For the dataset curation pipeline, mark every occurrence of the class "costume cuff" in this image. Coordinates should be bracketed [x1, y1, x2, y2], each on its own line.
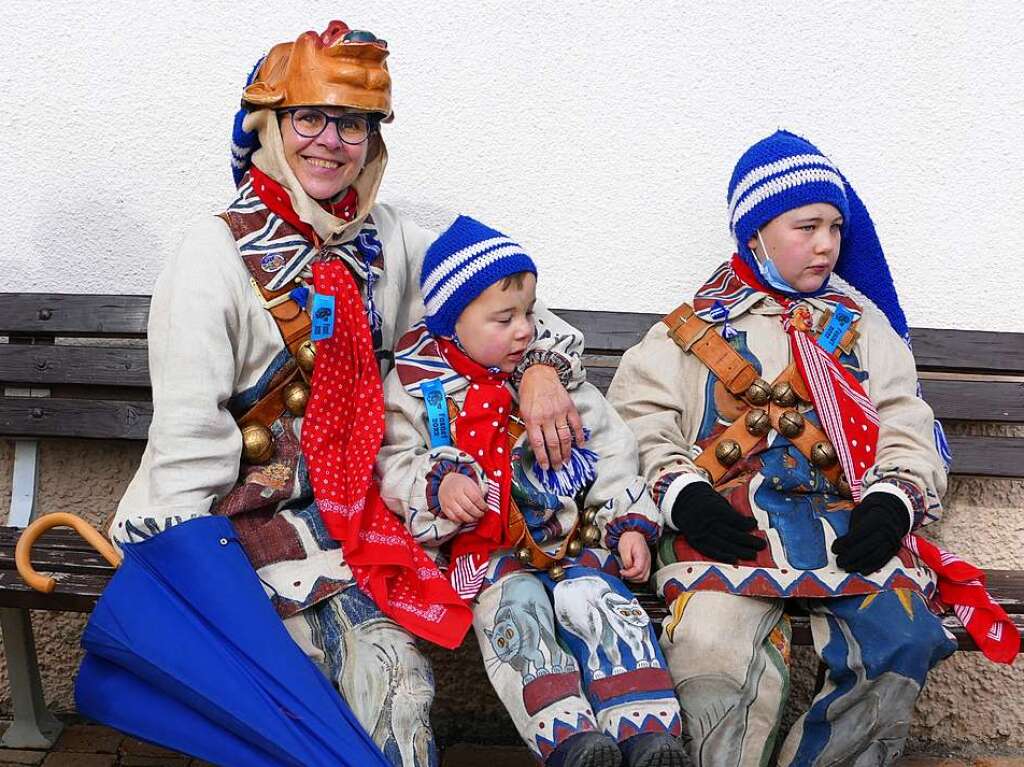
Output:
[511, 349, 575, 389]
[862, 482, 917, 532]
[654, 471, 711, 531]
[425, 456, 484, 519]
[604, 513, 661, 550]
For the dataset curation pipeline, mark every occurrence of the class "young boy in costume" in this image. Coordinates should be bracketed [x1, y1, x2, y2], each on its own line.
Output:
[608, 131, 958, 766]
[378, 216, 687, 767]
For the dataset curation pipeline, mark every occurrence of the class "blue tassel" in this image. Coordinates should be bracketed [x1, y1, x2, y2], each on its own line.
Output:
[531, 442, 599, 497]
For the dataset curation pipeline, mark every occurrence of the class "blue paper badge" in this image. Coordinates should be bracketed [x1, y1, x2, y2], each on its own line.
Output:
[310, 292, 336, 341]
[817, 304, 854, 354]
[421, 379, 452, 448]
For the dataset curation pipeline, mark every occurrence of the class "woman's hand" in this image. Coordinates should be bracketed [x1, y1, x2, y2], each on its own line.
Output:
[519, 364, 585, 470]
[617, 531, 651, 582]
[438, 473, 487, 524]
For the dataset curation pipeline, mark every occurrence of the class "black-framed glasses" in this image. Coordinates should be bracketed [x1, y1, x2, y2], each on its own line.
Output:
[281, 108, 375, 145]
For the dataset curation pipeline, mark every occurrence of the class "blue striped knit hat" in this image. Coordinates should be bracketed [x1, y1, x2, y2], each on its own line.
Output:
[727, 130, 909, 338]
[230, 55, 266, 187]
[421, 216, 537, 338]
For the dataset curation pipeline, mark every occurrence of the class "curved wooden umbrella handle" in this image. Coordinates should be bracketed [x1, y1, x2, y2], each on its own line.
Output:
[15, 512, 122, 594]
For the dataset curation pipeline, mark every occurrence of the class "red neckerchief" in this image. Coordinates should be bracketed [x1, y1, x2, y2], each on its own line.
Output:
[250, 166, 359, 245]
[299, 262, 471, 649]
[435, 339, 513, 600]
[731, 254, 1019, 663]
[731, 253, 879, 500]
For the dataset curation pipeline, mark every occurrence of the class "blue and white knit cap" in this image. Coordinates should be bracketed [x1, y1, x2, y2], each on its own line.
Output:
[727, 130, 908, 339]
[421, 216, 537, 338]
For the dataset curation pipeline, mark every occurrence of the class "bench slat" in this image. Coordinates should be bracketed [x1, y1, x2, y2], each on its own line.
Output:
[0, 345, 150, 387]
[582, 361, 1024, 422]
[0, 569, 105, 612]
[552, 309, 1024, 376]
[0, 397, 152, 440]
[0, 294, 150, 337]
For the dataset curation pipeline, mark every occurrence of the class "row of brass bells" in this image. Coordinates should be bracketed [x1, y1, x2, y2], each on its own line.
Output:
[811, 441, 838, 468]
[295, 340, 317, 373]
[548, 564, 567, 581]
[715, 438, 742, 466]
[582, 509, 598, 526]
[241, 424, 274, 464]
[515, 547, 533, 565]
[283, 381, 310, 416]
[745, 409, 771, 437]
[777, 409, 805, 438]
[745, 378, 771, 406]
[566, 537, 583, 557]
[771, 381, 798, 408]
[581, 524, 601, 546]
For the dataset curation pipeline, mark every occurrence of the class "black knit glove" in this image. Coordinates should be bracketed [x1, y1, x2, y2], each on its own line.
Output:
[831, 491, 911, 575]
[671, 482, 766, 563]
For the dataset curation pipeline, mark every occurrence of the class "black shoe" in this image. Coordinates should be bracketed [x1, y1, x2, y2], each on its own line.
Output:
[620, 732, 689, 767]
[547, 731, 622, 767]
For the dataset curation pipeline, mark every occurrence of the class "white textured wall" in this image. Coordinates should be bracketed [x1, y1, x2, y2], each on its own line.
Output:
[1, 1, 1023, 332]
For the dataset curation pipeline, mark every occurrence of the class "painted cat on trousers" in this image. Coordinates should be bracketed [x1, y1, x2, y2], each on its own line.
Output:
[554, 576, 659, 679]
[484, 575, 575, 684]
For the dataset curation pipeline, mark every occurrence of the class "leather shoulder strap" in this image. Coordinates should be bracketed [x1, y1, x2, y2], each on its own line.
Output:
[662, 303, 759, 395]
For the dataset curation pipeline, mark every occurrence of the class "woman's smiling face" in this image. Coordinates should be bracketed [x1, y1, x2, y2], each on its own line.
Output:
[279, 106, 369, 201]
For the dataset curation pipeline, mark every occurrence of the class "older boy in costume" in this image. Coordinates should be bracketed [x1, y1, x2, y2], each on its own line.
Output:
[111, 23, 586, 767]
[378, 216, 687, 767]
[608, 131, 958, 766]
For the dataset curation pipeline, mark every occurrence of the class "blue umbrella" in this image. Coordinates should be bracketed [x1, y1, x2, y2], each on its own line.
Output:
[16, 514, 389, 767]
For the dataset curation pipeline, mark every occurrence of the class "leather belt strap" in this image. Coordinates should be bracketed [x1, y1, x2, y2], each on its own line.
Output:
[663, 303, 759, 395]
[663, 302, 850, 492]
[219, 212, 314, 430]
[691, 361, 844, 489]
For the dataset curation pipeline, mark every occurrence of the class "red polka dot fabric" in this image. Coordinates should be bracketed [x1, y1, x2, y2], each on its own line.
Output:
[301, 260, 471, 648]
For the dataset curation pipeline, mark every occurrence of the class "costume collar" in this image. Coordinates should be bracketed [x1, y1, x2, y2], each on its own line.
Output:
[228, 172, 385, 293]
[693, 255, 862, 325]
[394, 322, 516, 400]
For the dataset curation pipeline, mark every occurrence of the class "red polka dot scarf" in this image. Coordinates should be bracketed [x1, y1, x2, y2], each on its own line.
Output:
[300, 259, 471, 649]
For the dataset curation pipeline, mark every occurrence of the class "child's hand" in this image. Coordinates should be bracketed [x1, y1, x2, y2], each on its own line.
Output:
[618, 531, 651, 582]
[438, 473, 488, 524]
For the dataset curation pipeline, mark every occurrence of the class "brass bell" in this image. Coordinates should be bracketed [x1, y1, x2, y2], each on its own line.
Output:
[581, 525, 601, 546]
[745, 409, 771, 437]
[715, 439, 742, 466]
[283, 381, 310, 416]
[515, 547, 533, 565]
[771, 381, 798, 407]
[548, 564, 566, 581]
[777, 409, 805, 438]
[745, 378, 772, 406]
[241, 424, 274, 464]
[566, 538, 583, 557]
[810, 441, 838, 468]
[582, 508, 598, 525]
[295, 340, 317, 373]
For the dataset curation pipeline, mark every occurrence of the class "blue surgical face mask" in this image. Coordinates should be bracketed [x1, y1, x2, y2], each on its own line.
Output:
[753, 230, 800, 293]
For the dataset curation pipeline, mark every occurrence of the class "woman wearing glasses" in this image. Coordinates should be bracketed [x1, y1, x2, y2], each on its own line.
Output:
[111, 21, 585, 767]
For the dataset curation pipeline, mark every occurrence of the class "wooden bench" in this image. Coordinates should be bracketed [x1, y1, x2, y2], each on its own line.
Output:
[2, 294, 1022, 749]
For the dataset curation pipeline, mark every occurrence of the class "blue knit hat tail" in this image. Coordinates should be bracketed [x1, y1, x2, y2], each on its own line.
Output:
[230, 55, 266, 187]
[834, 179, 909, 339]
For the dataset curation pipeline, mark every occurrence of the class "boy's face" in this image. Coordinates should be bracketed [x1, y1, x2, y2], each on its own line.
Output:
[747, 203, 843, 293]
[454, 273, 537, 373]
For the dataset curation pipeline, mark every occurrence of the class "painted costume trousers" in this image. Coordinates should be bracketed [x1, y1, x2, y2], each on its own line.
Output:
[660, 589, 956, 767]
[283, 585, 438, 767]
[473, 567, 682, 763]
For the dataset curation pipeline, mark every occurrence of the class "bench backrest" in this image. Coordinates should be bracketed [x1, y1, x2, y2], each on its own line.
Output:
[2, 294, 1022, 478]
